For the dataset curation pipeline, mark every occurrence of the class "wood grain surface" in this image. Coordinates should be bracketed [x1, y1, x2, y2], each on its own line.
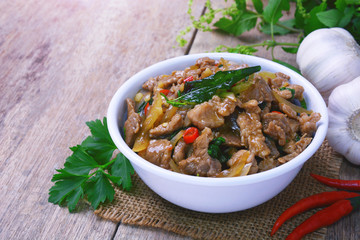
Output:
[1, 0, 359, 239]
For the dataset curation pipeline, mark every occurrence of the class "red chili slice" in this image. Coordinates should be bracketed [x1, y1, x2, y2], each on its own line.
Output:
[272, 111, 283, 114]
[183, 127, 199, 144]
[159, 89, 170, 96]
[183, 76, 194, 83]
[144, 102, 150, 115]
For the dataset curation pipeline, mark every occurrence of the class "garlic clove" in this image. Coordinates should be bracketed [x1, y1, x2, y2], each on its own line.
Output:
[297, 28, 360, 102]
[327, 76, 360, 165]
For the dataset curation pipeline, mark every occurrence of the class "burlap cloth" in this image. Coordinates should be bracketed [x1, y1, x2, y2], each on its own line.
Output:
[95, 140, 343, 239]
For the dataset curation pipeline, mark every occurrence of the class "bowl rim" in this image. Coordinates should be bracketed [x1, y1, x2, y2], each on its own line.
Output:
[107, 53, 328, 186]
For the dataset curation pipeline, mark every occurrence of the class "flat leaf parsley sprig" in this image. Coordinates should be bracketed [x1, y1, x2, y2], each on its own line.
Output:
[48, 117, 134, 212]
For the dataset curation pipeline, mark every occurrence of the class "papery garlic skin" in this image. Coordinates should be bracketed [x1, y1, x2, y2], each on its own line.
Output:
[297, 28, 360, 101]
[327, 76, 360, 165]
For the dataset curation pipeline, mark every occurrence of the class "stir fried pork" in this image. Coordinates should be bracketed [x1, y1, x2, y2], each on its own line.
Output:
[299, 112, 322, 136]
[178, 128, 221, 177]
[149, 113, 183, 138]
[139, 139, 173, 169]
[263, 112, 292, 146]
[124, 98, 142, 147]
[278, 136, 312, 163]
[172, 138, 188, 163]
[237, 100, 271, 159]
[126, 57, 321, 177]
[187, 101, 225, 129]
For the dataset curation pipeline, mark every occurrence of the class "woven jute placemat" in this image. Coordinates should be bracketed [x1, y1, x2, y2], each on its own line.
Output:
[95, 141, 342, 239]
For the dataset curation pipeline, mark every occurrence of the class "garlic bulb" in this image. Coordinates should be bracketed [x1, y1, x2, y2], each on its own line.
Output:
[297, 28, 360, 101]
[327, 76, 360, 165]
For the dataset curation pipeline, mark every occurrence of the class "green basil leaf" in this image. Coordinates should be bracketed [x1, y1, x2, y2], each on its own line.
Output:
[338, 7, 356, 27]
[235, 0, 246, 11]
[316, 9, 342, 27]
[261, 19, 295, 35]
[281, 47, 298, 54]
[303, 2, 327, 35]
[214, 12, 258, 36]
[263, 0, 290, 24]
[252, 0, 263, 13]
[335, 0, 347, 12]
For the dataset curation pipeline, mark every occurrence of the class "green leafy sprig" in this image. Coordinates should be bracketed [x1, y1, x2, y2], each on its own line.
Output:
[208, 137, 230, 163]
[48, 117, 134, 212]
[177, 0, 360, 60]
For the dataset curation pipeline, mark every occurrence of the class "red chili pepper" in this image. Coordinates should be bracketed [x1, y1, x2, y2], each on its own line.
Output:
[286, 196, 360, 240]
[183, 127, 199, 144]
[159, 89, 170, 96]
[144, 102, 150, 115]
[183, 76, 194, 83]
[311, 173, 360, 191]
[271, 191, 360, 236]
[272, 111, 283, 114]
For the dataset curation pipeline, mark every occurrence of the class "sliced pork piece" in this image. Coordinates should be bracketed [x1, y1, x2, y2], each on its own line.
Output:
[139, 139, 173, 169]
[142, 76, 159, 92]
[124, 98, 142, 147]
[275, 72, 290, 80]
[187, 101, 224, 129]
[195, 57, 216, 68]
[262, 112, 292, 146]
[158, 75, 181, 89]
[299, 112, 321, 136]
[172, 138, 188, 163]
[279, 103, 297, 119]
[210, 95, 237, 117]
[278, 136, 312, 163]
[178, 128, 221, 177]
[237, 100, 270, 159]
[238, 76, 274, 103]
[149, 113, 183, 138]
[288, 84, 304, 100]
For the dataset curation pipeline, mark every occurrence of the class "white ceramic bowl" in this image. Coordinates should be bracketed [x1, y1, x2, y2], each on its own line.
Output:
[107, 53, 328, 213]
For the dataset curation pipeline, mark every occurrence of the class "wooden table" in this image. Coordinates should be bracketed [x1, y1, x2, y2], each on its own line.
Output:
[1, 0, 359, 239]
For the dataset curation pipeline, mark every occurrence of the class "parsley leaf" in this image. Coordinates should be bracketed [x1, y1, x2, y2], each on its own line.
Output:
[65, 145, 99, 175]
[48, 174, 87, 211]
[48, 117, 134, 212]
[85, 171, 115, 210]
[110, 153, 134, 191]
[81, 117, 117, 165]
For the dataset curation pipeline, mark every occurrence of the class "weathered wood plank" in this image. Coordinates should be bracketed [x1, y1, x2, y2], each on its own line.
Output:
[115, 224, 192, 240]
[0, 0, 202, 239]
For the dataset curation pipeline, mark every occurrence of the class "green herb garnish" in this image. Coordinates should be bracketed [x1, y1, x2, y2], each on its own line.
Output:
[208, 137, 230, 163]
[177, 0, 360, 69]
[48, 117, 134, 212]
[137, 101, 147, 113]
[164, 66, 261, 107]
[300, 98, 308, 109]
